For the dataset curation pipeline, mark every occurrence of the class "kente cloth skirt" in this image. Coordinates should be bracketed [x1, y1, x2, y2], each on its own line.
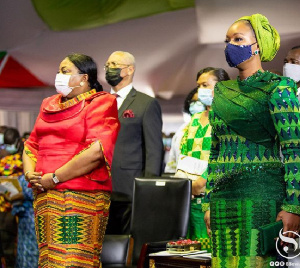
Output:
[34, 190, 110, 268]
[210, 167, 285, 268]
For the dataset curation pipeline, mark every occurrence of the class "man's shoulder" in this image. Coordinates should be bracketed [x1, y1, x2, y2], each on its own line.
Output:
[133, 89, 157, 103]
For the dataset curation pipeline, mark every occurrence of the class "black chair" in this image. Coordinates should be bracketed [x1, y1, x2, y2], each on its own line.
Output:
[101, 234, 133, 268]
[105, 192, 132, 235]
[130, 177, 191, 265]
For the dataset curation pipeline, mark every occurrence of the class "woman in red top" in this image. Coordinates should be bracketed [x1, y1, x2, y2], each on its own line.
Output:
[23, 53, 120, 268]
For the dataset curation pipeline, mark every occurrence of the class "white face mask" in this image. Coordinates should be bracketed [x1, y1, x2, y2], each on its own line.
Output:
[198, 88, 214, 106]
[55, 73, 82, 97]
[189, 101, 206, 115]
[5, 143, 17, 154]
[0, 134, 3, 145]
[283, 63, 300, 83]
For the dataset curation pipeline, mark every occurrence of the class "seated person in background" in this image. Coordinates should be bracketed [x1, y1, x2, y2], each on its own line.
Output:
[1, 133, 38, 268]
[175, 67, 230, 248]
[0, 127, 21, 268]
[164, 87, 205, 173]
[0, 126, 8, 159]
[0, 127, 22, 176]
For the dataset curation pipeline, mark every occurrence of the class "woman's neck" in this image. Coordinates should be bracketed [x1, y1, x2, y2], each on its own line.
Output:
[238, 58, 263, 80]
[62, 87, 92, 102]
[238, 66, 263, 80]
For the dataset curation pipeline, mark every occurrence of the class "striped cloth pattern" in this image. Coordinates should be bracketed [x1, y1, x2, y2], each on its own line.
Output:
[34, 190, 110, 268]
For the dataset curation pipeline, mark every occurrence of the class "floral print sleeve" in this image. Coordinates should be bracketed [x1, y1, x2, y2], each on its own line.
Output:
[268, 78, 300, 215]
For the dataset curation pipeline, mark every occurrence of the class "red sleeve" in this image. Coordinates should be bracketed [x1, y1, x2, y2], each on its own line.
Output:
[84, 94, 120, 180]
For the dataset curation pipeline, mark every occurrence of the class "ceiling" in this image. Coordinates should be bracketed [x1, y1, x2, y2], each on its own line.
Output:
[0, 0, 300, 104]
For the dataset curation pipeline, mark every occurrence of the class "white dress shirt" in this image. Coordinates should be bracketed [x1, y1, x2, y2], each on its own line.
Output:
[110, 83, 133, 110]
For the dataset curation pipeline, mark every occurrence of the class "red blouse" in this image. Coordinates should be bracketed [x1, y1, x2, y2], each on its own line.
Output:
[25, 90, 120, 192]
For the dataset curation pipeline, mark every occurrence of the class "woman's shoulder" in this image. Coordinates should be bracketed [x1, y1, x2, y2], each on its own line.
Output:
[87, 91, 115, 104]
[267, 72, 297, 95]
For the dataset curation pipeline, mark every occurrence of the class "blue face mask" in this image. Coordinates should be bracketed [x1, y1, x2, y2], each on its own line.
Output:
[198, 88, 213, 106]
[5, 144, 17, 154]
[225, 42, 257, 68]
[189, 101, 206, 115]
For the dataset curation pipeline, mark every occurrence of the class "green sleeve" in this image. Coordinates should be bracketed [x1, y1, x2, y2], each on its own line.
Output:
[268, 79, 300, 215]
[202, 113, 219, 211]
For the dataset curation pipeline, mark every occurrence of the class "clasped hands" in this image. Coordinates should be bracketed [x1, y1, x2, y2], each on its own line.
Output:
[25, 172, 56, 192]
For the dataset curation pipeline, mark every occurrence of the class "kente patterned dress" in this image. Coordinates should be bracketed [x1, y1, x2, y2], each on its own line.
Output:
[179, 112, 211, 250]
[12, 175, 39, 268]
[202, 71, 300, 267]
[24, 89, 120, 268]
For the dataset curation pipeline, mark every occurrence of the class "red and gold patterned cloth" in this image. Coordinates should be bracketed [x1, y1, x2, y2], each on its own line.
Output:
[34, 190, 110, 268]
[25, 90, 120, 192]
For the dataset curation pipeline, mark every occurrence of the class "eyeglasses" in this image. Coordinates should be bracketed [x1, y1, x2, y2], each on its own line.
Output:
[103, 62, 130, 71]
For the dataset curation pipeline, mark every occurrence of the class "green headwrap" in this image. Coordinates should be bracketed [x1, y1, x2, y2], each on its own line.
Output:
[236, 13, 280, 62]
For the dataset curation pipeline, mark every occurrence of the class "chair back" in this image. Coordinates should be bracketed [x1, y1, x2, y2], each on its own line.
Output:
[130, 177, 191, 264]
[101, 234, 132, 267]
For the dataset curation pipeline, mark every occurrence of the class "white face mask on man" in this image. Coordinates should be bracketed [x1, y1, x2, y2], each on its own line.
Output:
[283, 63, 300, 83]
[55, 73, 83, 97]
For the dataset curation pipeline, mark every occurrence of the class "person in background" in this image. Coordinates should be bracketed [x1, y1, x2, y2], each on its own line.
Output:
[105, 51, 163, 200]
[0, 126, 7, 150]
[203, 14, 300, 267]
[23, 53, 120, 268]
[175, 67, 230, 250]
[1, 134, 38, 268]
[0, 126, 10, 159]
[283, 45, 300, 95]
[164, 87, 201, 173]
[0, 127, 21, 268]
[0, 128, 22, 176]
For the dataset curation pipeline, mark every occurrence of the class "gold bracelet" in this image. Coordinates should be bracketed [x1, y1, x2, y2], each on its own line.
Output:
[24, 171, 31, 177]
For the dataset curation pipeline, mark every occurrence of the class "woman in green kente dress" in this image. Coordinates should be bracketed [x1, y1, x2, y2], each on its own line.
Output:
[202, 14, 300, 267]
[176, 67, 230, 250]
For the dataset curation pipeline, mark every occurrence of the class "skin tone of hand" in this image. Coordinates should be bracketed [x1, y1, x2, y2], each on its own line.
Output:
[192, 177, 206, 196]
[24, 141, 103, 192]
[25, 171, 44, 191]
[204, 210, 211, 237]
[276, 210, 300, 245]
[29, 173, 56, 191]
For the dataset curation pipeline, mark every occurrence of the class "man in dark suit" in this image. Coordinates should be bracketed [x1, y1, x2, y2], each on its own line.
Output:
[105, 51, 163, 200]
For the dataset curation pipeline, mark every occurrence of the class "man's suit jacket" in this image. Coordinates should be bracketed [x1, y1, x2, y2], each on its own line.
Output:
[111, 88, 163, 199]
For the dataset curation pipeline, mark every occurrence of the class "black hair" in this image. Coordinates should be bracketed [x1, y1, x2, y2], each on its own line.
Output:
[291, 46, 300, 50]
[196, 67, 230, 82]
[4, 127, 20, 145]
[183, 87, 198, 115]
[67, 53, 103, 92]
[22, 132, 31, 140]
[0, 125, 7, 134]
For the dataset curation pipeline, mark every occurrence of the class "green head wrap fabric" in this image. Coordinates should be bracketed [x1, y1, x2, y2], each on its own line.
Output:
[236, 14, 280, 62]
